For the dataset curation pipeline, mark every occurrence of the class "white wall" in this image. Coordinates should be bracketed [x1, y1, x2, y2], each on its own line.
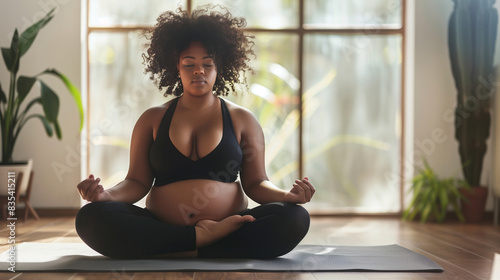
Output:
[0, 0, 82, 208]
[414, 0, 499, 210]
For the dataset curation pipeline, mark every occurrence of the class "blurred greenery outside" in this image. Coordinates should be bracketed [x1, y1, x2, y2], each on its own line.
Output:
[87, 0, 403, 213]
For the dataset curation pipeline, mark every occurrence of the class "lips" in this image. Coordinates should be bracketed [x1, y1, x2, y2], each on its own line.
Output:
[191, 78, 206, 84]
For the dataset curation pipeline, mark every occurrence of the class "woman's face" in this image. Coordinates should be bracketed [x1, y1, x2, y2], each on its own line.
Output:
[177, 41, 217, 96]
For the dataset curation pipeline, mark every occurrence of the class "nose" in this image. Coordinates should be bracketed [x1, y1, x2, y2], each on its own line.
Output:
[193, 65, 204, 75]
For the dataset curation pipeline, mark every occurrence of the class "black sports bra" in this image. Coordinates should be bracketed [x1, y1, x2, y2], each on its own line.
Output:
[150, 97, 243, 186]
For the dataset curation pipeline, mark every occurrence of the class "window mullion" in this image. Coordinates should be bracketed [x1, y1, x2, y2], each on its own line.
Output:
[298, 0, 304, 179]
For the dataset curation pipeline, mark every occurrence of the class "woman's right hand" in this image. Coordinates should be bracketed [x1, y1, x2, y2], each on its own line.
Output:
[77, 174, 112, 202]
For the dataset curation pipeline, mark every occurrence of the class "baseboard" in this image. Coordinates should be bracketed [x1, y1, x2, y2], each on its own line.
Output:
[311, 211, 496, 223]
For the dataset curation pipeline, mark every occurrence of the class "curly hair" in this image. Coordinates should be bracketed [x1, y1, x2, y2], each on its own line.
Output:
[142, 6, 255, 97]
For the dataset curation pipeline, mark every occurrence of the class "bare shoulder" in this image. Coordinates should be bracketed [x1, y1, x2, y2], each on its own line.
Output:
[224, 99, 262, 136]
[138, 99, 176, 123]
[223, 98, 260, 129]
[135, 98, 176, 137]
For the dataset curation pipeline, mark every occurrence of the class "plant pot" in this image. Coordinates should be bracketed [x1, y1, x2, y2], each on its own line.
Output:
[460, 186, 488, 223]
[0, 159, 33, 196]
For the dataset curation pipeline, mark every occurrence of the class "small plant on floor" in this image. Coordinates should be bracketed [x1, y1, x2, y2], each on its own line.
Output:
[403, 159, 471, 223]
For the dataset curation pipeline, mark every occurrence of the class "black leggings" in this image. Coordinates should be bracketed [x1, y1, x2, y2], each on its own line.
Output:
[75, 201, 310, 259]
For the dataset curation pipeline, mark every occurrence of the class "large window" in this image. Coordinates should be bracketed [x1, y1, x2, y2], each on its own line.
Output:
[86, 0, 405, 213]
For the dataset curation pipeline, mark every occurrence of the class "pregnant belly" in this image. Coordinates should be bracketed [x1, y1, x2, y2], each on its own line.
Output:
[146, 179, 248, 226]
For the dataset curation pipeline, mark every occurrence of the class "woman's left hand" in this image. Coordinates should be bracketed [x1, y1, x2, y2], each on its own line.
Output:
[284, 177, 315, 204]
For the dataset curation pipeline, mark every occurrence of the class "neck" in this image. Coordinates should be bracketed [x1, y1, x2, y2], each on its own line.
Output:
[178, 93, 218, 111]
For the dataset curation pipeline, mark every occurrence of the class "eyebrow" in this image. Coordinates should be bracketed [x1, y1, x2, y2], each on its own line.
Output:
[181, 56, 213, 60]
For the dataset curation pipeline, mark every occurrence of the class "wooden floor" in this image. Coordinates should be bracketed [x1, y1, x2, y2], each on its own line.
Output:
[0, 215, 499, 280]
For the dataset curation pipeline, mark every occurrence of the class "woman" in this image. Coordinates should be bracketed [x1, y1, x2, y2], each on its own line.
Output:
[75, 6, 315, 259]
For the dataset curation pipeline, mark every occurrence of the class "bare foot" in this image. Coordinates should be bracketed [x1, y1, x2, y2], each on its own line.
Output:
[195, 215, 255, 247]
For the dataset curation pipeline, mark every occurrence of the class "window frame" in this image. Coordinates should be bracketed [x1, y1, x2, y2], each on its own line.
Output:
[85, 0, 407, 214]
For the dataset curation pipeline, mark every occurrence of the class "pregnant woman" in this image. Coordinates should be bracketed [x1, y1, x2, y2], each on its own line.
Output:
[75, 6, 315, 259]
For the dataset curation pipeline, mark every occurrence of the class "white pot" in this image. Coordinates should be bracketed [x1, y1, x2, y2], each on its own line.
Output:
[0, 159, 33, 196]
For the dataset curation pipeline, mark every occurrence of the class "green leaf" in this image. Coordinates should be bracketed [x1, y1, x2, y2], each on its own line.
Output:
[450, 198, 465, 222]
[40, 81, 59, 123]
[406, 193, 419, 212]
[19, 8, 55, 57]
[40, 68, 84, 130]
[33, 114, 53, 137]
[408, 207, 418, 221]
[18, 97, 42, 122]
[402, 209, 410, 220]
[412, 180, 423, 196]
[421, 203, 432, 223]
[439, 186, 449, 214]
[23, 97, 42, 111]
[0, 82, 6, 103]
[54, 120, 62, 139]
[2, 30, 20, 73]
[1, 47, 13, 72]
[16, 76, 37, 104]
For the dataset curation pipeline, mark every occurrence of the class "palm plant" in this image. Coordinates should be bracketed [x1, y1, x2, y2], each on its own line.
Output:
[0, 8, 83, 163]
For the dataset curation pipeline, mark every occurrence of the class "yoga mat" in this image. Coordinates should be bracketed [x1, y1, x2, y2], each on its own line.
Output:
[1, 243, 443, 272]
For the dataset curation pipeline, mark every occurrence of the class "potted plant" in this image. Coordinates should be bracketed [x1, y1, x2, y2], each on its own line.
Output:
[448, 0, 498, 222]
[0, 8, 84, 195]
[403, 159, 470, 223]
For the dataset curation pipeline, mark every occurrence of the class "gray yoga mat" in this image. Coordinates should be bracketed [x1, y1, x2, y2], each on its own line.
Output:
[1, 243, 443, 272]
